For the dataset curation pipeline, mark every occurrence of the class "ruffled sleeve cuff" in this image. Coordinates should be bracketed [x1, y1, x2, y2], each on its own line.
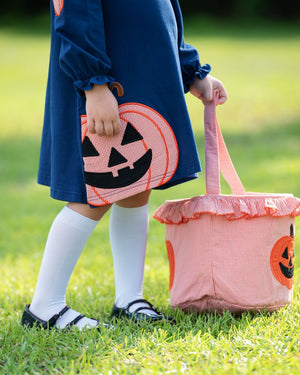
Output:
[183, 63, 212, 93]
[74, 74, 115, 95]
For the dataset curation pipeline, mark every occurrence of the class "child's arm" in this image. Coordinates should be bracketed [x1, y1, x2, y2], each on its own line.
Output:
[52, 1, 120, 136]
[189, 75, 228, 105]
[85, 84, 121, 137]
[170, 0, 227, 104]
[54, 0, 114, 94]
[170, 0, 211, 92]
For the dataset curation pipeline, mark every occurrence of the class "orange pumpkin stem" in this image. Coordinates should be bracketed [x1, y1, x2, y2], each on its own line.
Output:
[108, 82, 124, 97]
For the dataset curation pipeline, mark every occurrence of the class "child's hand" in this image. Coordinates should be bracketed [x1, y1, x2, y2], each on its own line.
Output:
[190, 75, 227, 105]
[85, 84, 121, 137]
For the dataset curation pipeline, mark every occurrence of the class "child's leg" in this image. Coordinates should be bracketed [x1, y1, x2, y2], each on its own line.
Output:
[28, 203, 111, 329]
[110, 190, 163, 316]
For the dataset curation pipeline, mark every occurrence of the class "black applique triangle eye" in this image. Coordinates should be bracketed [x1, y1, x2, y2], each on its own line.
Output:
[282, 247, 289, 259]
[121, 122, 143, 145]
[108, 147, 128, 167]
[82, 137, 100, 157]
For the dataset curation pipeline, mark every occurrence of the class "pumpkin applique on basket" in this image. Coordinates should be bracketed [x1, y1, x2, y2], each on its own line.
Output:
[153, 92, 300, 314]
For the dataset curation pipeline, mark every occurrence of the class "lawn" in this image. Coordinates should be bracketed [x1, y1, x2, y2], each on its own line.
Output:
[0, 15, 300, 374]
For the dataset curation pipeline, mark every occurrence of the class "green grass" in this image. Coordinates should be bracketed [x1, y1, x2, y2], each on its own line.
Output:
[0, 16, 300, 374]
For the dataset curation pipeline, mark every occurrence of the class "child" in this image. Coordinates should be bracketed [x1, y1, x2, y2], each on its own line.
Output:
[22, 0, 227, 330]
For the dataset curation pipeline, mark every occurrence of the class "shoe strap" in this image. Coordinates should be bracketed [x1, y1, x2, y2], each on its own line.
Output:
[134, 307, 162, 315]
[64, 315, 101, 330]
[46, 305, 70, 329]
[127, 299, 160, 315]
[63, 314, 86, 330]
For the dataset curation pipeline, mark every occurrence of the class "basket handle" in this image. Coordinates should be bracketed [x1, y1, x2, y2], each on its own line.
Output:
[204, 91, 245, 195]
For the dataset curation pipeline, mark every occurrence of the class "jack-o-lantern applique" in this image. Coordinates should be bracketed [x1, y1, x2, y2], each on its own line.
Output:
[81, 103, 179, 206]
[270, 224, 295, 289]
[52, 0, 64, 16]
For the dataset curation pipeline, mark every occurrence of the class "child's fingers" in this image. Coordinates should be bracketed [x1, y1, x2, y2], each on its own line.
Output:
[92, 117, 121, 137]
[87, 119, 96, 134]
[85, 84, 121, 137]
[94, 120, 105, 136]
[102, 116, 121, 137]
[103, 122, 114, 137]
[112, 118, 121, 136]
[216, 86, 228, 105]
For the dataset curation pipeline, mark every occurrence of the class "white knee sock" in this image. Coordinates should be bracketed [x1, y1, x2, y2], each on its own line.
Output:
[29, 205, 99, 329]
[109, 204, 149, 309]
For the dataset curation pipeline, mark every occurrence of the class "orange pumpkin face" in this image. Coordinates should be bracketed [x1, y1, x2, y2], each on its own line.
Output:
[270, 224, 295, 289]
[81, 103, 178, 206]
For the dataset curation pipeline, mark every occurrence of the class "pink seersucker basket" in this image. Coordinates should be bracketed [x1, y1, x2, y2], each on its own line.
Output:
[154, 94, 300, 314]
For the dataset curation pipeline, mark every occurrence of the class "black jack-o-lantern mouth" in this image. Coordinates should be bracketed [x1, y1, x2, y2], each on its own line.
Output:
[82, 122, 153, 189]
[279, 246, 294, 279]
[84, 149, 152, 189]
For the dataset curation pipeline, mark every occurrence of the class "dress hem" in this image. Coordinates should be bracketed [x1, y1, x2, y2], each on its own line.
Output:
[37, 165, 201, 203]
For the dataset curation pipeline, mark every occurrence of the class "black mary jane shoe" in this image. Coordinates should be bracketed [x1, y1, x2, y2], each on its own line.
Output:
[21, 304, 106, 331]
[111, 299, 175, 324]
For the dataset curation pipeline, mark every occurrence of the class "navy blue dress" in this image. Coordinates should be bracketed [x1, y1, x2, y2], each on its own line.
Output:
[38, 0, 211, 204]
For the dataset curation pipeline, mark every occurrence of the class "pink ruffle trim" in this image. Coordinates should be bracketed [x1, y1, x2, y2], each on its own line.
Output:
[153, 193, 300, 224]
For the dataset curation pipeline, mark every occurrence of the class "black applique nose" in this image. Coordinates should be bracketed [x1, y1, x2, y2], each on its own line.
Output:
[108, 147, 128, 167]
